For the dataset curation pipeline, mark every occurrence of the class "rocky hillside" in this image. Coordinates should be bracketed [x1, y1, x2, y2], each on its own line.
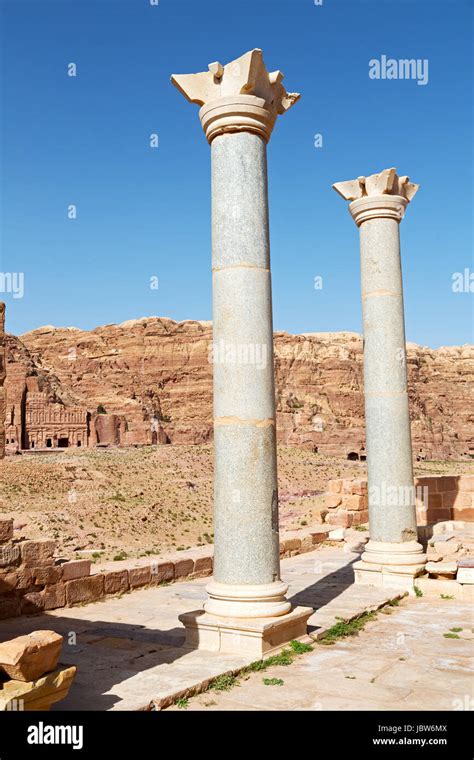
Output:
[5, 317, 474, 459]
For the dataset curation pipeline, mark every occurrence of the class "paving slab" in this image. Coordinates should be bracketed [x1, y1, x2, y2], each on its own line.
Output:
[169, 596, 473, 711]
[0, 547, 403, 710]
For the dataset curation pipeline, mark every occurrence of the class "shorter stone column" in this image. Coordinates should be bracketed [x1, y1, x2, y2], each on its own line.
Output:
[333, 168, 426, 591]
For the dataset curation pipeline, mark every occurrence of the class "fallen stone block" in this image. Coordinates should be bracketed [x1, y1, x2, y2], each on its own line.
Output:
[0, 631, 63, 682]
[0, 665, 76, 711]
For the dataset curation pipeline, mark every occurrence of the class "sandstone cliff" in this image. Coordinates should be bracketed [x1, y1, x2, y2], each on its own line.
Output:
[4, 317, 473, 459]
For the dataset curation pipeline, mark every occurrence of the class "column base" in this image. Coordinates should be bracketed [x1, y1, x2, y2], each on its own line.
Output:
[179, 606, 313, 657]
[354, 539, 426, 593]
[204, 580, 291, 618]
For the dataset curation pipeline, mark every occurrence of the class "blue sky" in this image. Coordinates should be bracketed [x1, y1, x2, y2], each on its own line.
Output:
[1, 0, 472, 347]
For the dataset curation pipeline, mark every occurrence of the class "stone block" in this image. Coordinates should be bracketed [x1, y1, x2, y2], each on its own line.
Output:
[0, 665, 76, 711]
[433, 540, 461, 556]
[282, 535, 301, 552]
[344, 494, 367, 511]
[328, 527, 346, 541]
[0, 543, 20, 568]
[193, 556, 213, 577]
[0, 519, 13, 543]
[179, 606, 313, 657]
[150, 560, 174, 584]
[128, 566, 151, 589]
[325, 494, 342, 509]
[20, 540, 56, 567]
[104, 570, 129, 595]
[42, 583, 66, 610]
[457, 566, 474, 584]
[458, 475, 474, 491]
[310, 530, 328, 544]
[425, 561, 457, 578]
[31, 566, 63, 586]
[435, 477, 458, 493]
[326, 511, 353, 528]
[61, 559, 91, 581]
[65, 574, 104, 605]
[20, 592, 45, 615]
[0, 568, 32, 592]
[174, 558, 194, 579]
[453, 508, 474, 522]
[442, 491, 472, 509]
[415, 577, 463, 598]
[350, 510, 369, 526]
[0, 630, 63, 682]
[328, 479, 343, 494]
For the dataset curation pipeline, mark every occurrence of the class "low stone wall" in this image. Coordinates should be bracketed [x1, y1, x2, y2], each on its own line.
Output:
[0, 518, 332, 621]
[324, 475, 473, 528]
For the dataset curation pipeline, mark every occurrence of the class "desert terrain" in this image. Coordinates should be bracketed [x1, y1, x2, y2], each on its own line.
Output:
[0, 445, 471, 564]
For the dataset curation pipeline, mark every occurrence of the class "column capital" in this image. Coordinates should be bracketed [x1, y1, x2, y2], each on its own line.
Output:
[171, 48, 300, 144]
[332, 168, 419, 226]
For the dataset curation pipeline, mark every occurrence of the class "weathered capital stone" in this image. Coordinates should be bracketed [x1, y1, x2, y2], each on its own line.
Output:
[333, 168, 419, 226]
[171, 48, 300, 143]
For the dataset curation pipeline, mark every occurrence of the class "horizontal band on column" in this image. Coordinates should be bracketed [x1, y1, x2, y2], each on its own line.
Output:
[362, 289, 402, 300]
[212, 264, 270, 273]
[366, 390, 408, 397]
[214, 416, 275, 427]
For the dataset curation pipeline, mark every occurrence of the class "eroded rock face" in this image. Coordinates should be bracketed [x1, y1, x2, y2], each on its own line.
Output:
[2, 317, 473, 459]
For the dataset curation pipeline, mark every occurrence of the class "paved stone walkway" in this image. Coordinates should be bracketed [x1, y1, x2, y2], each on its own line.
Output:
[167, 595, 474, 711]
[0, 546, 414, 710]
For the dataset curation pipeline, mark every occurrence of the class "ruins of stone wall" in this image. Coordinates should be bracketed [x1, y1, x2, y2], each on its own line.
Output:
[0, 520, 331, 620]
[0, 304, 5, 459]
[324, 475, 474, 528]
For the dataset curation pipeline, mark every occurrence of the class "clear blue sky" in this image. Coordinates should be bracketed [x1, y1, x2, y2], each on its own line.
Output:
[1, 0, 472, 347]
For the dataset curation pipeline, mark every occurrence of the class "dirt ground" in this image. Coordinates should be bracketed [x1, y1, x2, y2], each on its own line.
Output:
[0, 445, 471, 563]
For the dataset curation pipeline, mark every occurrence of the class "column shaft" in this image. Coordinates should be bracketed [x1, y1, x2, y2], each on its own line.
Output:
[211, 132, 280, 587]
[360, 217, 417, 543]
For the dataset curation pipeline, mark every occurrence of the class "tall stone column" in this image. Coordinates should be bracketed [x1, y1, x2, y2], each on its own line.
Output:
[172, 50, 312, 654]
[333, 168, 426, 591]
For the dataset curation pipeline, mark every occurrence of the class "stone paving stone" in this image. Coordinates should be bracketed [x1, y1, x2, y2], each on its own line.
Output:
[0, 547, 443, 711]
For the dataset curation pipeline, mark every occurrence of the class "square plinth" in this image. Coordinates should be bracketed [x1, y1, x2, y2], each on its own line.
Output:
[179, 606, 313, 657]
[354, 560, 426, 593]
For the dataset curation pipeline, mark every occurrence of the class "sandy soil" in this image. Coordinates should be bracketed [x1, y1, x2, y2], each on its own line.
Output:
[0, 445, 471, 563]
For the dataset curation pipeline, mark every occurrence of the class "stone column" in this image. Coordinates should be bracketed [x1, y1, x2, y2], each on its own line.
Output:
[0, 303, 6, 459]
[333, 168, 426, 591]
[172, 50, 312, 654]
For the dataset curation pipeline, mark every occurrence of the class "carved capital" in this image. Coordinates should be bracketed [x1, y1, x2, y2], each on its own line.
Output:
[171, 49, 300, 143]
[332, 168, 419, 226]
